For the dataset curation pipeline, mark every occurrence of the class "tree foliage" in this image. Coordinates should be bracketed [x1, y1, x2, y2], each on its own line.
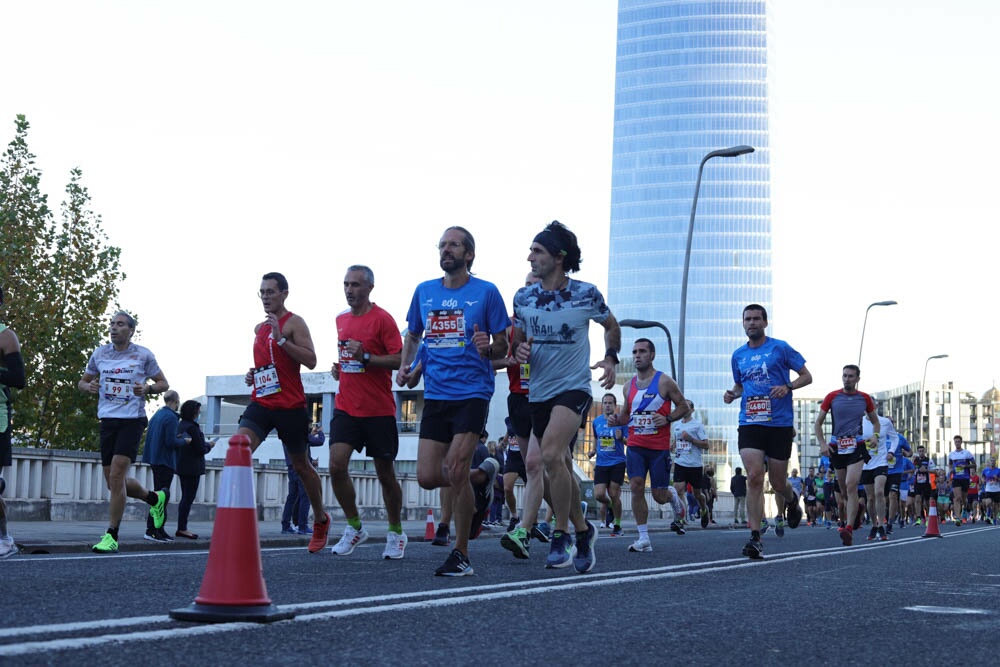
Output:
[0, 115, 123, 449]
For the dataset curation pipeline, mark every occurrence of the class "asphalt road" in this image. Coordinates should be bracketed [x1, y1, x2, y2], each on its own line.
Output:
[1, 522, 997, 666]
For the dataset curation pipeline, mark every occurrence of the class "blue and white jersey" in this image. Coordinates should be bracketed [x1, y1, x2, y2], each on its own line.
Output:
[730, 337, 805, 427]
[948, 448, 975, 480]
[897, 457, 915, 489]
[592, 414, 626, 467]
[404, 276, 509, 401]
[513, 278, 611, 403]
[888, 434, 912, 474]
[85, 343, 161, 419]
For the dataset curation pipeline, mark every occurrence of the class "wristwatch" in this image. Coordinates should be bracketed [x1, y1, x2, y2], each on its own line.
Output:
[361, 352, 371, 366]
[785, 382, 793, 391]
[276, 337, 287, 347]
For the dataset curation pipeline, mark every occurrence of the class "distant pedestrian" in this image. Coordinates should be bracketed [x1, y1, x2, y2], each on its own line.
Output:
[0, 286, 26, 559]
[142, 390, 187, 543]
[281, 445, 309, 535]
[174, 400, 215, 539]
[730, 467, 747, 526]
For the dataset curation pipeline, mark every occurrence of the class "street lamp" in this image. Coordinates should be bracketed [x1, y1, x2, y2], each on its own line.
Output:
[619, 319, 676, 381]
[858, 300, 898, 366]
[678, 145, 755, 394]
[918, 354, 949, 448]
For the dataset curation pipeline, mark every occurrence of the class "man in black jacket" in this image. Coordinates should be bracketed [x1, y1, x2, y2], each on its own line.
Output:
[730, 467, 748, 526]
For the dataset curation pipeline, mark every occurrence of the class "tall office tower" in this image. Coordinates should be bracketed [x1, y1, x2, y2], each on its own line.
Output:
[608, 0, 771, 469]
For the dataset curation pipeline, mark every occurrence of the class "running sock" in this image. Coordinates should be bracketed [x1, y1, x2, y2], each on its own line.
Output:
[637, 524, 649, 541]
[347, 516, 362, 530]
[108, 526, 119, 541]
[145, 491, 159, 505]
[388, 522, 402, 534]
[751, 530, 761, 541]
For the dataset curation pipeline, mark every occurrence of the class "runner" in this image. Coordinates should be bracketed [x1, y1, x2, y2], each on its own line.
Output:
[511, 220, 620, 573]
[78, 311, 171, 553]
[967, 471, 980, 523]
[814, 364, 880, 546]
[588, 393, 627, 537]
[239, 272, 330, 553]
[884, 427, 912, 532]
[328, 265, 407, 559]
[609, 337, 689, 553]
[803, 467, 819, 526]
[980, 457, 998, 525]
[724, 304, 809, 559]
[912, 445, 935, 525]
[947, 435, 976, 525]
[396, 227, 506, 576]
[860, 414, 896, 541]
[672, 400, 709, 529]
[0, 287, 26, 559]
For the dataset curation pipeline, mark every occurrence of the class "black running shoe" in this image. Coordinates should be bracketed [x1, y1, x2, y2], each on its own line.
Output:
[530, 523, 552, 543]
[741, 539, 764, 560]
[785, 492, 803, 529]
[867, 527, 878, 541]
[670, 521, 686, 535]
[431, 523, 450, 547]
[700, 508, 710, 529]
[434, 548, 474, 577]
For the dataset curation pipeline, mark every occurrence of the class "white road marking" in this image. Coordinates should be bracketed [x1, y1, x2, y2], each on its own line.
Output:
[903, 605, 991, 615]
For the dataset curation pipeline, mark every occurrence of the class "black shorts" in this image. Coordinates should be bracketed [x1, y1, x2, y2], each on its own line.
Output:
[419, 398, 489, 444]
[239, 402, 309, 454]
[673, 463, 703, 487]
[830, 448, 865, 470]
[594, 462, 626, 486]
[330, 410, 399, 460]
[860, 466, 888, 486]
[952, 478, 970, 491]
[529, 390, 592, 442]
[914, 483, 933, 500]
[503, 448, 527, 482]
[984, 491, 1000, 503]
[737, 425, 794, 461]
[0, 423, 11, 467]
[824, 496, 837, 511]
[886, 473, 902, 495]
[99, 417, 148, 466]
[506, 392, 531, 439]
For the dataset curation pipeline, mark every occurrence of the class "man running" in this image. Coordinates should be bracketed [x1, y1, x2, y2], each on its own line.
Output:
[239, 272, 330, 553]
[912, 445, 935, 525]
[397, 227, 506, 576]
[885, 428, 912, 532]
[328, 265, 406, 559]
[860, 413, 896, 541]
[512, 220, 620, 573]
[672, 399, 710, 529]
[0, 287, 26, 559]
[948, 435, 976, 526]
[980, 457, 998, 524]
[724, 304, 809, 559]
[78, 311, 171, 553]
[814, 364, 880, 546]
[588, 393, 627, 537]
[609, 338, 688, 553]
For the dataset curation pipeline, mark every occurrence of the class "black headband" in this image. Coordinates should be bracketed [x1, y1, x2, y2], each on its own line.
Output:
[533, 230, 565, 258]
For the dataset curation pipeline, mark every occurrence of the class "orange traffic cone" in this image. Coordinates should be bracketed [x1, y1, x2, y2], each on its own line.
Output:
[170, 435, 294, 623]
[424, 508, 436, 541]
[922, 496, 943, 538]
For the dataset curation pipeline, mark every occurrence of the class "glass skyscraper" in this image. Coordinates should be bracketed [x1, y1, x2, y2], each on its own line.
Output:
[608, 0, 771, 468]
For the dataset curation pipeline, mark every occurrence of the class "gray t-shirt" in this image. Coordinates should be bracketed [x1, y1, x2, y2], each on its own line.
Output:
[673, 417, 707, 468]
[513, 278, 610, 403]
[85, 343, 161, 419]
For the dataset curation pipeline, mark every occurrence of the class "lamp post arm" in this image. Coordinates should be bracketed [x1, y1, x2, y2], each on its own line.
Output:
[678, 158, 707, 395]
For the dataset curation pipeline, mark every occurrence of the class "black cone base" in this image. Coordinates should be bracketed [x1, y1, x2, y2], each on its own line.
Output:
[169, 602, 294, 624]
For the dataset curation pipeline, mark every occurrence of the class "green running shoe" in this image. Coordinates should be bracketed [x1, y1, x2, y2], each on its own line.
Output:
[500, 526, 530, 559]
[92, 533, 118, 553]
[149, 490, 168, 529]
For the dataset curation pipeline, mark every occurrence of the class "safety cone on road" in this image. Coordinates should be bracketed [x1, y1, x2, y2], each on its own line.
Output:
[424, 508, 436, 541]
[922, 496, 943, 538]
[170, 435, 294, 623]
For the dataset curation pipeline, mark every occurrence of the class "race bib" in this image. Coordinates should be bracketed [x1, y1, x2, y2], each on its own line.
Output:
[955, 464, 965, 475]
[425, 309, 465, 348]
[102, 377, 133, 404]
[599, 437, 615, 452]
[745, 395, 772, 422]
[633, 411, 658, 436]
[338, 341, 365, 374]
[254, 364, 281, 397]
[837, 436, 857, 455]
[676, 439, 691, 452]
[519, 362, 530, 391]
[916, 472, 928, 484]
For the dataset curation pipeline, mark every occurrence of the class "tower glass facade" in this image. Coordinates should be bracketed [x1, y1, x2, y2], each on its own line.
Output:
[608, 0, 771, 469]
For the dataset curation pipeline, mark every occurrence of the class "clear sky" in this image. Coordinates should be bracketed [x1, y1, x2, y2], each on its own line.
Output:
[3, 0, 997, 407]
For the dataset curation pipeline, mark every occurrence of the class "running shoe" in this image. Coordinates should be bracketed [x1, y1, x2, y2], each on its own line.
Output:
[0, 536, 17, 559]
[610, 525, 624, 537]
[507, 517, 519, 532]
[149, 490, 168, 530]
[545, 530, 576, 569]
[670, 521, 686, 535]
[915, 518, 923, 526]
[435, 548, 473, 577]
[852, 510, 864, 531]
[296, 525, 314, 535]
[885, 523, 893, 536]
[281, 526, 297, 535]
[700, 508, 710, 529]
[308, 513, 332, 553]
[878, 526, 888, 542]
[785, 492, 803, 529]
[825, 519, 831, 529]
[383, 531, 408, 560]
[838, 525, 853, 546]
[775, 518, 785, 538]
[669, 489, 686, 520]
[741, 538, 763, 560]
[470, 458, 500, 539]
[144, 530, 167, 543]
[431, 522, 451, 546]
[92, 532, 118, 554]
[759, 519, 770, 535]
[501, 526, 530, 559]
[628, 537, 652, 553]
[531, 522, 552, 543]
[867, 526, 878, 541]
[573, 521, 598, 573]
[331, 524, 369, 555]
[954, 518, 962, 526]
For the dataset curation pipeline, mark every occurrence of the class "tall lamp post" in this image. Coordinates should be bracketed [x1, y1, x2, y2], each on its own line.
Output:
[678, 145, 755, 394]
[619, 319, 676, 381]
[858, 300, 897, 366]
[918, 354, 949, 449]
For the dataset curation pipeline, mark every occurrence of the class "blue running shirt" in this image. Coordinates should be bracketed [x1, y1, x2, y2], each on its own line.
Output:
[592, 414, 626, 467]
[730, 337, 805, 428]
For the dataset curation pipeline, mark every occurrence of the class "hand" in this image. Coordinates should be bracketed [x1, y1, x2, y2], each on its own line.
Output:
[265, 312, 282, 341]
[590, 357, 617, 389]
[132, 382, 146, 397]
[723, 389, 738, 404]
[343, 339, 363, 358]
[330, 363, 340, 381]
[768, 384, 790, 399]
[244, 368, 254, 386]
[515, 337, 533, 364]
[471, 324, 490, 357]
[86, 379, 100, 394]
[606, 412, 619, 426]
[650, 413, 668, 428]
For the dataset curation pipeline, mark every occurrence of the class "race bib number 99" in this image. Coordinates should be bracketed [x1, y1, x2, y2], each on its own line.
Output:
[425, 309, 465, 349]
[102, 377, 133, 404]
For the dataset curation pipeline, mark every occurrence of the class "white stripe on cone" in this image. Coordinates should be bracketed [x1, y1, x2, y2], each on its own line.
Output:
[217, 466, 256, 509]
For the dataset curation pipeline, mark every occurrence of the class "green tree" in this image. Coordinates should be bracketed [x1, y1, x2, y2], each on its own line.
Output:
[0, 115, 123, 449]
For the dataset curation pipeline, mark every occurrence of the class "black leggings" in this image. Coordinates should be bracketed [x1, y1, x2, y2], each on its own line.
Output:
[176, 474, 201, 531]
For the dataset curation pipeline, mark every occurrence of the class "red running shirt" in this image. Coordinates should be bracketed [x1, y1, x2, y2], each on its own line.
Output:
[335, 304, 402, 417]
[252, 312, 305, 410]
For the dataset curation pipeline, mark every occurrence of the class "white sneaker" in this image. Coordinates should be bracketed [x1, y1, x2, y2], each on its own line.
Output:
[628, 537, 652, 553]
[330, 525, 369, 555]
[383, 531, 408, 560]
[669, 488, 685, 520]
[0, 536, 16, 559]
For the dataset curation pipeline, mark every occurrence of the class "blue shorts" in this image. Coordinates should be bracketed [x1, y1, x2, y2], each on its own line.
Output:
[626, 446, 671, 489]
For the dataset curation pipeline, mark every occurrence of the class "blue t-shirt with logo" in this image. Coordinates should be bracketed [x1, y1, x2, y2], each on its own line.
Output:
[405, 276, 509, 401]
[730, 337, 806, 428]
[592, 414, 626, 467]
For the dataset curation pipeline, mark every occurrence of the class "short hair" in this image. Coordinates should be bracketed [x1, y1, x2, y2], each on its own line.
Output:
[346, 265, 375, 286]
[633, 337, 656, 356]
[602, 392, 617, 403]
[954, 435, 963, 442]
[735, 467, 743, 474]
[112, 310, 137, 330]
[179, 399, 201, 421]
[445, 226, 476, 271]
[262, 272, 288, 291]
[163, 390, 179, 405]
[743, 304, 768, 321]
[843, 364, 861, 376]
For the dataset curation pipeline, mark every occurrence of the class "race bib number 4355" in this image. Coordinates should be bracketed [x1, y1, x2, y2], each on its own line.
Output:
[425, 309, 465, 349]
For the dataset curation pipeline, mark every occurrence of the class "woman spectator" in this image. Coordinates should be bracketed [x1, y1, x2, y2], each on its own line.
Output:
[174, 400, 216, 539]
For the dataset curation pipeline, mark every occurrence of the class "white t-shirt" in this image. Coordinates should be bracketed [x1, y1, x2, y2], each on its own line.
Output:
[861, 416, 897, 469]
[673, 417, 707, 468]
[84, 343, 161, 419]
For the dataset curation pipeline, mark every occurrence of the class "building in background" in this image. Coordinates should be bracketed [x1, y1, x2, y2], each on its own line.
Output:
[608, 0, 771, 477]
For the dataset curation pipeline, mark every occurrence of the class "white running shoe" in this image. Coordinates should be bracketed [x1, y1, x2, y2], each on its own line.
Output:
[330, 525, 369, 555]
[0, 536, 17, 559]
[383, 531, 408, 560]
[628, 537, 653, 553]
[669, 488, 685, 520]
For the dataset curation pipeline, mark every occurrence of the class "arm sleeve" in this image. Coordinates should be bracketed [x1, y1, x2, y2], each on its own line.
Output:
[0, 351, 26, 389]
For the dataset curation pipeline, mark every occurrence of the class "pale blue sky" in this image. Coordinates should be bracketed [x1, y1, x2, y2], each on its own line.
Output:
[3, 1, 997, 404]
